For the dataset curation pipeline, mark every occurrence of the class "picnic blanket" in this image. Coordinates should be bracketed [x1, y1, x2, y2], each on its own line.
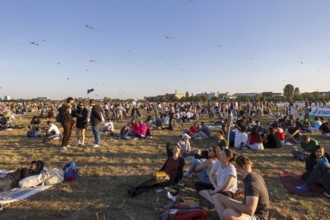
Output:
[0, 170, 54, 205]
[279, 171, 324, 197]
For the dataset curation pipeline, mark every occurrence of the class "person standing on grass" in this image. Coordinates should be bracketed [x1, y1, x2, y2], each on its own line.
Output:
[89, 99, 103, 148]
[213, 155, 269, 220]
[74, 102, 88, 146]
[59, 97, 74, 150]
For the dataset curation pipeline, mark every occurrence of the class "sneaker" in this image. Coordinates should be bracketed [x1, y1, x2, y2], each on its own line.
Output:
[59, 146, 68, 151]
[0, 204, 3, 211]
[93, 144, 100, 148]
[76, 140, 81, 146]
[324, 191, 330, 198]
[296, 185, 309, 191]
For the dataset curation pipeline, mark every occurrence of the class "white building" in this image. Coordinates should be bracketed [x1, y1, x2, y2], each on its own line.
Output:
[4, 96, 10, 100]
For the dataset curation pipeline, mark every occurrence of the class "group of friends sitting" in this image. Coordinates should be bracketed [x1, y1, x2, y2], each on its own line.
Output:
[124, 111, 330, 219]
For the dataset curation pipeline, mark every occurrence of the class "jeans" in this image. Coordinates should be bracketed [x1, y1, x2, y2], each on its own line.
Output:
[188, 159, 211, 184]
[61, 121, 72, 147]
[92, 125, 100, 145]
[305, 160, 330, 193]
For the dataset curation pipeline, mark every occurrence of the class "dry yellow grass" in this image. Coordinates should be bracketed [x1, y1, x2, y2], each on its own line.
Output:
[0, 112, 329, 219]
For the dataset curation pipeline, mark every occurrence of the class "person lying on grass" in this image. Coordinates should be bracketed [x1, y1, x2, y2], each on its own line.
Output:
[127, 143, 184, 197]
[0, 160, 44, 191]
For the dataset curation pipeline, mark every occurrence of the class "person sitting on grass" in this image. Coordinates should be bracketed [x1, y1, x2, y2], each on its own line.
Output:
[307, 116, 322, 132]
[196, 149, 238, 204]
[286, 122, 302, 144]
[127, 143, 184, 197]
[187, 122, 199, 137]
[247, 127, 264, 150]
[233, 121, 248, 149]
[300, 145, 330, 181]
[296, 146, 330, 198]
[102, 118, 114, 136]
[217, 130, 228, 149]
[292, 134, 319, 161]
[27, 116, 41, 138]
[0, 160, 44, 191]
[212, 155, 269, 220]
[192, 122, 211, 139]
[319, 118, 330, 137]
[184, 146, 221, 183]
[135, 120, 152, 139]
[177, 134, 195, 157]
[264, 126, 282, 148]
[42, 120, 61, 143]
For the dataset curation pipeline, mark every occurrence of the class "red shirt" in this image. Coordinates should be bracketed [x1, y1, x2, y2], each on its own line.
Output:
[163, 157, 179, 180]
[249, 134, 262, 144]
[189, 126, 198, 135]
[276, 131, 285, 141]
[132, 122, 139, 134]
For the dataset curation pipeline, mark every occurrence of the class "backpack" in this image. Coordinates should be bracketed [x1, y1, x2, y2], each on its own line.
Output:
[56, 107, 63, 123]
[63, 162, 79, 181]
[160, 203, 207, 220]
[56, 113, 62, 123]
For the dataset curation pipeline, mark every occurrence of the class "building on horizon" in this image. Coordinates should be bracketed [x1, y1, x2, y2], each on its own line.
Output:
[3, 96, 10, 100]
[144, 91, 185, 101]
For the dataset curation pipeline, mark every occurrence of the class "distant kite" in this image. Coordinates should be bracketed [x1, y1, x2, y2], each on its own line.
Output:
[90, 59, 97, 63]
[67, 77, 70, 80]
[85, 25, 94, 29]
[87, 88, 94, 94]
[165, 36, 174, 39]
[30, 42, 39, 46]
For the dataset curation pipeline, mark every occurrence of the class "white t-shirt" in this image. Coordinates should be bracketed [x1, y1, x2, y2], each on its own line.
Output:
[47, 124, 60, 135]
[234, 129, 248, 148]
[213, 161, 237, 193]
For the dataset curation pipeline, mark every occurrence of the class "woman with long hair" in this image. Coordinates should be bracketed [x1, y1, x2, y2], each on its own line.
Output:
[186, 146, 221, 185]
[196, 148, 238, 204]
[248, 127, 264, 150]
[74, 102, 88, 146]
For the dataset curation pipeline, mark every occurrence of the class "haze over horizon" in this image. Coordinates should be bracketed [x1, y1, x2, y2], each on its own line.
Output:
[1, 0, 330, 100]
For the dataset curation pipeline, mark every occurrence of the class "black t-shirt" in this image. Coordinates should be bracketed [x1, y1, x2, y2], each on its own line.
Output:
[265, 133, 282, 148]
[243, 172, 269, 220]
[319, 122, 330, 134]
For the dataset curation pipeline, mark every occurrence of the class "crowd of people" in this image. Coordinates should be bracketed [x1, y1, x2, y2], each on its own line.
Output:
[1, 99, 330, 218]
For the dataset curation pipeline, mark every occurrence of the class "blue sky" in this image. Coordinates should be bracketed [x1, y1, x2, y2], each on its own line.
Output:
[0, 0, 329, 100]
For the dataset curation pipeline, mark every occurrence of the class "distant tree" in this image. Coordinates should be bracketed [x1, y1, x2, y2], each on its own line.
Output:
[210, 96, 219, 102]
[254, 94, 262, 102]
[283, 84, 295, 101]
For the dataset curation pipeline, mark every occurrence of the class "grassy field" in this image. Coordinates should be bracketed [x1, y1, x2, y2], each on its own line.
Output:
[0, 112, 329, 220]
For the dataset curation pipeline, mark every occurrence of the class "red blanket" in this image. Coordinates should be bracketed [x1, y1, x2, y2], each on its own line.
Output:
[279, 171, 324, 197]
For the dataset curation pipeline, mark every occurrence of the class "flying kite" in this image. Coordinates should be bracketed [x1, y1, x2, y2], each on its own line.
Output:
[90, 59, 97, 63]
[85, 25, 94, 29]
[30, 42, 39, 46]
[87, 88, 94, 94]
